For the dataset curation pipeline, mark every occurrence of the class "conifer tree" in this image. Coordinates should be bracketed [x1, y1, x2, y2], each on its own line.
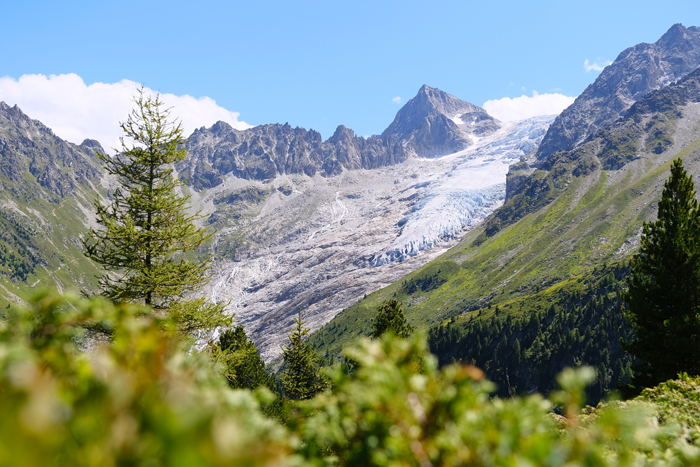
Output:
[83, 90, 231, 335]
[371, 299, 414, 339]
[623, 158, 700, 390]
[281, 308, 328, 400]
[217, 325, 275, 391]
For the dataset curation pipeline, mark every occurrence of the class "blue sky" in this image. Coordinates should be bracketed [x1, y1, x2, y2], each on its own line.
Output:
[1, 0, 699, 149]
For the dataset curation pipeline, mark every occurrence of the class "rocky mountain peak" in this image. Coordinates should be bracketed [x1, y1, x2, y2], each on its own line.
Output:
[179, 85, 506, 188]
[0, 102, 53, 137]
[413, 84, 477, 116]
[657, 23, 699, 49]
[381, 85, 500, 158]
[328, 124, 355, 144]
[534, 23, 700, 164]
[80, 139, 105, 153]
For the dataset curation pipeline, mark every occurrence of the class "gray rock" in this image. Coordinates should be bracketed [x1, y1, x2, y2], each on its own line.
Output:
[382, 85, 500, 157]
[535, 23, 700, 164]
[177, 85, 500, 190]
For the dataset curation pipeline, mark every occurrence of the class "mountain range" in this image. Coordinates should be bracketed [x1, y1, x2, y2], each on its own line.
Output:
[179, 87, 544, 360]
[0, 81, 544, 360]
[2, 23, 700, 375]
[177, 84, 500, 189]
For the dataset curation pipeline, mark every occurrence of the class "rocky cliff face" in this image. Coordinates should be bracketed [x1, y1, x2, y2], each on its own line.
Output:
[178, 85, 499, 190]
[0, 102, 103, 201]
[382, 85, 500, 158]
[481, 64, 700, 246]
[534, 23, 700, 164]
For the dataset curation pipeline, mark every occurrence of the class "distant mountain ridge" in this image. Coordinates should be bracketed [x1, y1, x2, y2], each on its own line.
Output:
[534, 23, 700, 164]
[0, 102, 103, 200]
[177, 85, 499, 190]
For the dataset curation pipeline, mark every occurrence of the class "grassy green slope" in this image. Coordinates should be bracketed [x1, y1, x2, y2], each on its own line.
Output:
[0, 185, 104, 309]
[0, 105, 106, 310]
[310, 78, 700, 364]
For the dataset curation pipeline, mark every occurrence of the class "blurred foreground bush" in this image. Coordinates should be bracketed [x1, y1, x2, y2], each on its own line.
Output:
[292, 335, 700, 466]
[1, 292, 700, 466]
[0, 291, 292, 466]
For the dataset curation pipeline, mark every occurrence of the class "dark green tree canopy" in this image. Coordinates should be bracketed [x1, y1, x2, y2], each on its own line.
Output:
[624, 158, 700, 389]
[216, 325, 275, 392]
[281, 309, 329, 400]
[83, 90, 230, 335]
[371, 299, 414, 339]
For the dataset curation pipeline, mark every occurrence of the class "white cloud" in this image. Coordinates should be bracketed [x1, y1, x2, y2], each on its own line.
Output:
[392, 96, 402, 104]
[584, 59, 612, 72]
[483, 91, 576, 122]
[0, 73, 250, 153]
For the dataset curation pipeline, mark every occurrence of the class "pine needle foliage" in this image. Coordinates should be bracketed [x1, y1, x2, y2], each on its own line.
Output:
[216, 325, 275, 391]
[281, 308, 328, 400]
[371, 298, 414, 339]
[83, 89, 231, 335]
[623, 158, 700, 390]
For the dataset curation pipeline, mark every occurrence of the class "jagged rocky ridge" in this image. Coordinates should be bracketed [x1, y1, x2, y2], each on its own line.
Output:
[0, 102, 103, 200]
[534, 23, 700, 165]
[177, 85, 500, 190]
[486, 61, 700, 241]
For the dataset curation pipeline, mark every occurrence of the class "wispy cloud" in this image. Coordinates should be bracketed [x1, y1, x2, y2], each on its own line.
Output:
[483, 91, 576, 122]
[584, 59, 612, 73]
[0, 73, 251, 153]
[392, 96, 402, 104]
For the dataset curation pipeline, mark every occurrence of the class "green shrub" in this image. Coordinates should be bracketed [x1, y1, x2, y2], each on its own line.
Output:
[0, 290, 292, 466]
[2, 291, 700, 465]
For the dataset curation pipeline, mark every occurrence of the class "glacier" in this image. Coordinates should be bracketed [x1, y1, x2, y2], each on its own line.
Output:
[194, 114, 555, 361]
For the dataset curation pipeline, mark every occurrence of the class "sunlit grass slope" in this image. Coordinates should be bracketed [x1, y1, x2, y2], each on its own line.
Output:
[310, 95, 700, 362]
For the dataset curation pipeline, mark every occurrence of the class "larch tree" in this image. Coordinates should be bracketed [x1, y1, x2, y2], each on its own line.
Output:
[623, 158, 700, 390]
[83, 89, 231, 336]
[281, 308, 329, 400]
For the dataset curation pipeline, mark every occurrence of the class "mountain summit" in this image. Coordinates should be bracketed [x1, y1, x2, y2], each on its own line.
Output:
[535, 23, 700, 163]
[382, 85, 500, 158]
[178, 85, 499, 189]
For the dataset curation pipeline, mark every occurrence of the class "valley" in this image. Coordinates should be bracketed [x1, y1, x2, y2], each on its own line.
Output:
[1, 24, 700, 394]
[194, 116, 552, 360]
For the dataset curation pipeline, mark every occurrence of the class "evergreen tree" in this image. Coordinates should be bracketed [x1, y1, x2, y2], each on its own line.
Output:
[371, 299, 414, 339]
[623, 158, 700, 390]
[216, 325, 275, 391]
[281, 309, 328, 400]
[83, 90, 231, 335]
